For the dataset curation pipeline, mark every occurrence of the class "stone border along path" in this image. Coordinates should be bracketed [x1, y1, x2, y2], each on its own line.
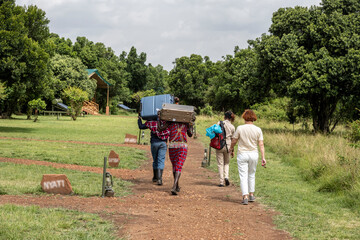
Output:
[0, 136, 291, 240]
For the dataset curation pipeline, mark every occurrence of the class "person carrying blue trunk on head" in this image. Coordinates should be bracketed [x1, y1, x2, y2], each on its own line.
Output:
[138, 114, 170, 185]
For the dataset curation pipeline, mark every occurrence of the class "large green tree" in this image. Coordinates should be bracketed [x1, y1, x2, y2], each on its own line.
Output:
[0, 1, 51, 117]
[206, 47, 259, 113]
[120, 46, 148, 93]
[145, 64, 169, 94]
[168, 54, 212, 108]
[50, 54, 96, 99]
[251, 0, 360, 133]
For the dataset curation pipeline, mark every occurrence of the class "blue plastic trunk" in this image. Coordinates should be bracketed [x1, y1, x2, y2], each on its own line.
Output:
[140, 94, 174, 120]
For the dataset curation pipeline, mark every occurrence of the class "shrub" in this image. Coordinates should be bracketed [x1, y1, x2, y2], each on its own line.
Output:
[63, 87, 89, 121]
[199, 103, 214, 116]
[28, 98, 46, 122]
[251, 97, 289, 122]
[347, 119, 360, 146]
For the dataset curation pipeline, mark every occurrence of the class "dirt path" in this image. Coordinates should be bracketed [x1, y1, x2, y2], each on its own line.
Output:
[0, 137, 291, 240]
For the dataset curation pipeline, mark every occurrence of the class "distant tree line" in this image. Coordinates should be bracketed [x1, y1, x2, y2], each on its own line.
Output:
[1, 0, 360, 132]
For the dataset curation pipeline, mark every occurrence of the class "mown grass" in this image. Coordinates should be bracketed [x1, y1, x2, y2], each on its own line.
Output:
[0, 114, 146, 239]
[0, 162, 132, 197]
[0, 114, 149, 169]
[0, 204, 121, 240]
[0, 139, 147, 169]
[0, 114, 149, 143]
[195, 115, 360, 239]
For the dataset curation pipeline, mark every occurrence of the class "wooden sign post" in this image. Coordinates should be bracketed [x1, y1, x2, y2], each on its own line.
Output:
[108, 150, 120, 168]
[41, 174, 72, 195]
[124, 133, 137, 144]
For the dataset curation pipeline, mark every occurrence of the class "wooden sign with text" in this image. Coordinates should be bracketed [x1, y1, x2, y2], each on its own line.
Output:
[41, 174, 72, 195]
[108, 150, 120, 167]
[124, 133, 137, 144]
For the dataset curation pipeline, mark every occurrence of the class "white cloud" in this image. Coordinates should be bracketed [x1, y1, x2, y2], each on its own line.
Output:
[16, 0, 321, 70]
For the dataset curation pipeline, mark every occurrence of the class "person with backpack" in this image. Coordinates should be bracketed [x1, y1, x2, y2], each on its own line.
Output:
[215, 111, 235, 187]
[229, 109, 266, 205]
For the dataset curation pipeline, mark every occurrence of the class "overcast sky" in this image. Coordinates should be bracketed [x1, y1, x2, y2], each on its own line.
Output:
[16, 0, 320, 71]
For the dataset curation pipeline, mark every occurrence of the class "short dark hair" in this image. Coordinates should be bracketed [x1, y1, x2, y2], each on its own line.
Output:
[224, 111, 235, 121]
[242, 109, 257, 122]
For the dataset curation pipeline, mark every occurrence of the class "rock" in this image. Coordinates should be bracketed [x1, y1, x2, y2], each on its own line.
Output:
[124, 133, 137, 144]
[108, 150, 120, 167]
[41, 174, 72, 195]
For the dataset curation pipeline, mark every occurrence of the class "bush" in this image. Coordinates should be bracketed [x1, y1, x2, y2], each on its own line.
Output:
[28, 98, 46, 122]
[347, 119, 360, 145]
[63, 87, 88, 121]
[199, 103, 214, 116]
[251, 97, 289, 122]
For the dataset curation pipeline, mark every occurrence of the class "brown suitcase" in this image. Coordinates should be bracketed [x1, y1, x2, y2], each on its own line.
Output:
[159, 103, 195, 123]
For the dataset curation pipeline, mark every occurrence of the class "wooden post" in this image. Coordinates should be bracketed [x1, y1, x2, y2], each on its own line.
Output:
[106, 85, 110, 115]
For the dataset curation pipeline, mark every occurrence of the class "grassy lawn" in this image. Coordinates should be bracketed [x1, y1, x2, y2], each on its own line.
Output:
[0, 139, 147, 169]
[0, 114, 149, 143]
[196, 115, 360, 239]
[0, 114, 149, 168]
[0, 204, 121, 240]
[0, 114, 148, 239]
[0, 162, 132, 197]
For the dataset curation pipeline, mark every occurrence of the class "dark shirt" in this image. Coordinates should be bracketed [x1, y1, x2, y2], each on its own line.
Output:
[138, 118, 166, 143]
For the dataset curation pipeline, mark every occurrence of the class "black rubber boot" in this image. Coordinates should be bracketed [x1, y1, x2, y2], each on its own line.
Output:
[157, 169, 163, 185]
[152, 169, 157, 182]
[171, 172, 181, 195]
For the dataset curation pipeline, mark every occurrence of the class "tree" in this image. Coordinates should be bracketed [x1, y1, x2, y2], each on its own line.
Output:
[0, 82, 6, 100]
[168, 54, 212, 108]
[206, 48, 259, 113]
[0, 1, 51, 117]
[50, 54, 96, 99]
[62, 86, 88, 121]
[145, 64, 169, 94]
[121, 46, 148, 93]
[250, 1, 360, 133]
[73, 36, 97, 68]
[28, 98, 46, 122]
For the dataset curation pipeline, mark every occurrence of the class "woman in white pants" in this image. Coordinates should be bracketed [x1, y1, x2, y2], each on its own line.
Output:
[229, 109, 266, 205]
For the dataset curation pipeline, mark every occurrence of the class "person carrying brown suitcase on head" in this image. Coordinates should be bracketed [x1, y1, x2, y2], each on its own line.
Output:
[158, 114, 194, 195]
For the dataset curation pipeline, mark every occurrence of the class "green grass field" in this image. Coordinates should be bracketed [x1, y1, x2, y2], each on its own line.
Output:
[0, 114, 147, 143]
[0, 204, 120, 240]
[196, 115, 360, 239]
[0, 162, 132, 197]
[0, 114, 147, 239]
[2, 114, 360, 239]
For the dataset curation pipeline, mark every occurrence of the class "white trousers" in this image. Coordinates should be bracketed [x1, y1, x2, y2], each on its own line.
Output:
[216, 147, 230, 185]
[237, 151, 258, 196]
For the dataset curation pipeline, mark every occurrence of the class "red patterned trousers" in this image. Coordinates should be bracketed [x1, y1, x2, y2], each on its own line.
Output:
[169, 147, 188, 172]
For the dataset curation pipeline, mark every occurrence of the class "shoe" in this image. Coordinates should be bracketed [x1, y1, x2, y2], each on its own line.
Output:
[218, 184, 224, 187]
[249, 195, 255, 202]
[225, 178, 230, 186]
[152, 169, 157, 182]
[242, 198, 248, 205]
[157, 169, 163, 186]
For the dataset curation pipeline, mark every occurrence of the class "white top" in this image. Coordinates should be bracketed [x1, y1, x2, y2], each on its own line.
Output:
[233, 124, 263, 152]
